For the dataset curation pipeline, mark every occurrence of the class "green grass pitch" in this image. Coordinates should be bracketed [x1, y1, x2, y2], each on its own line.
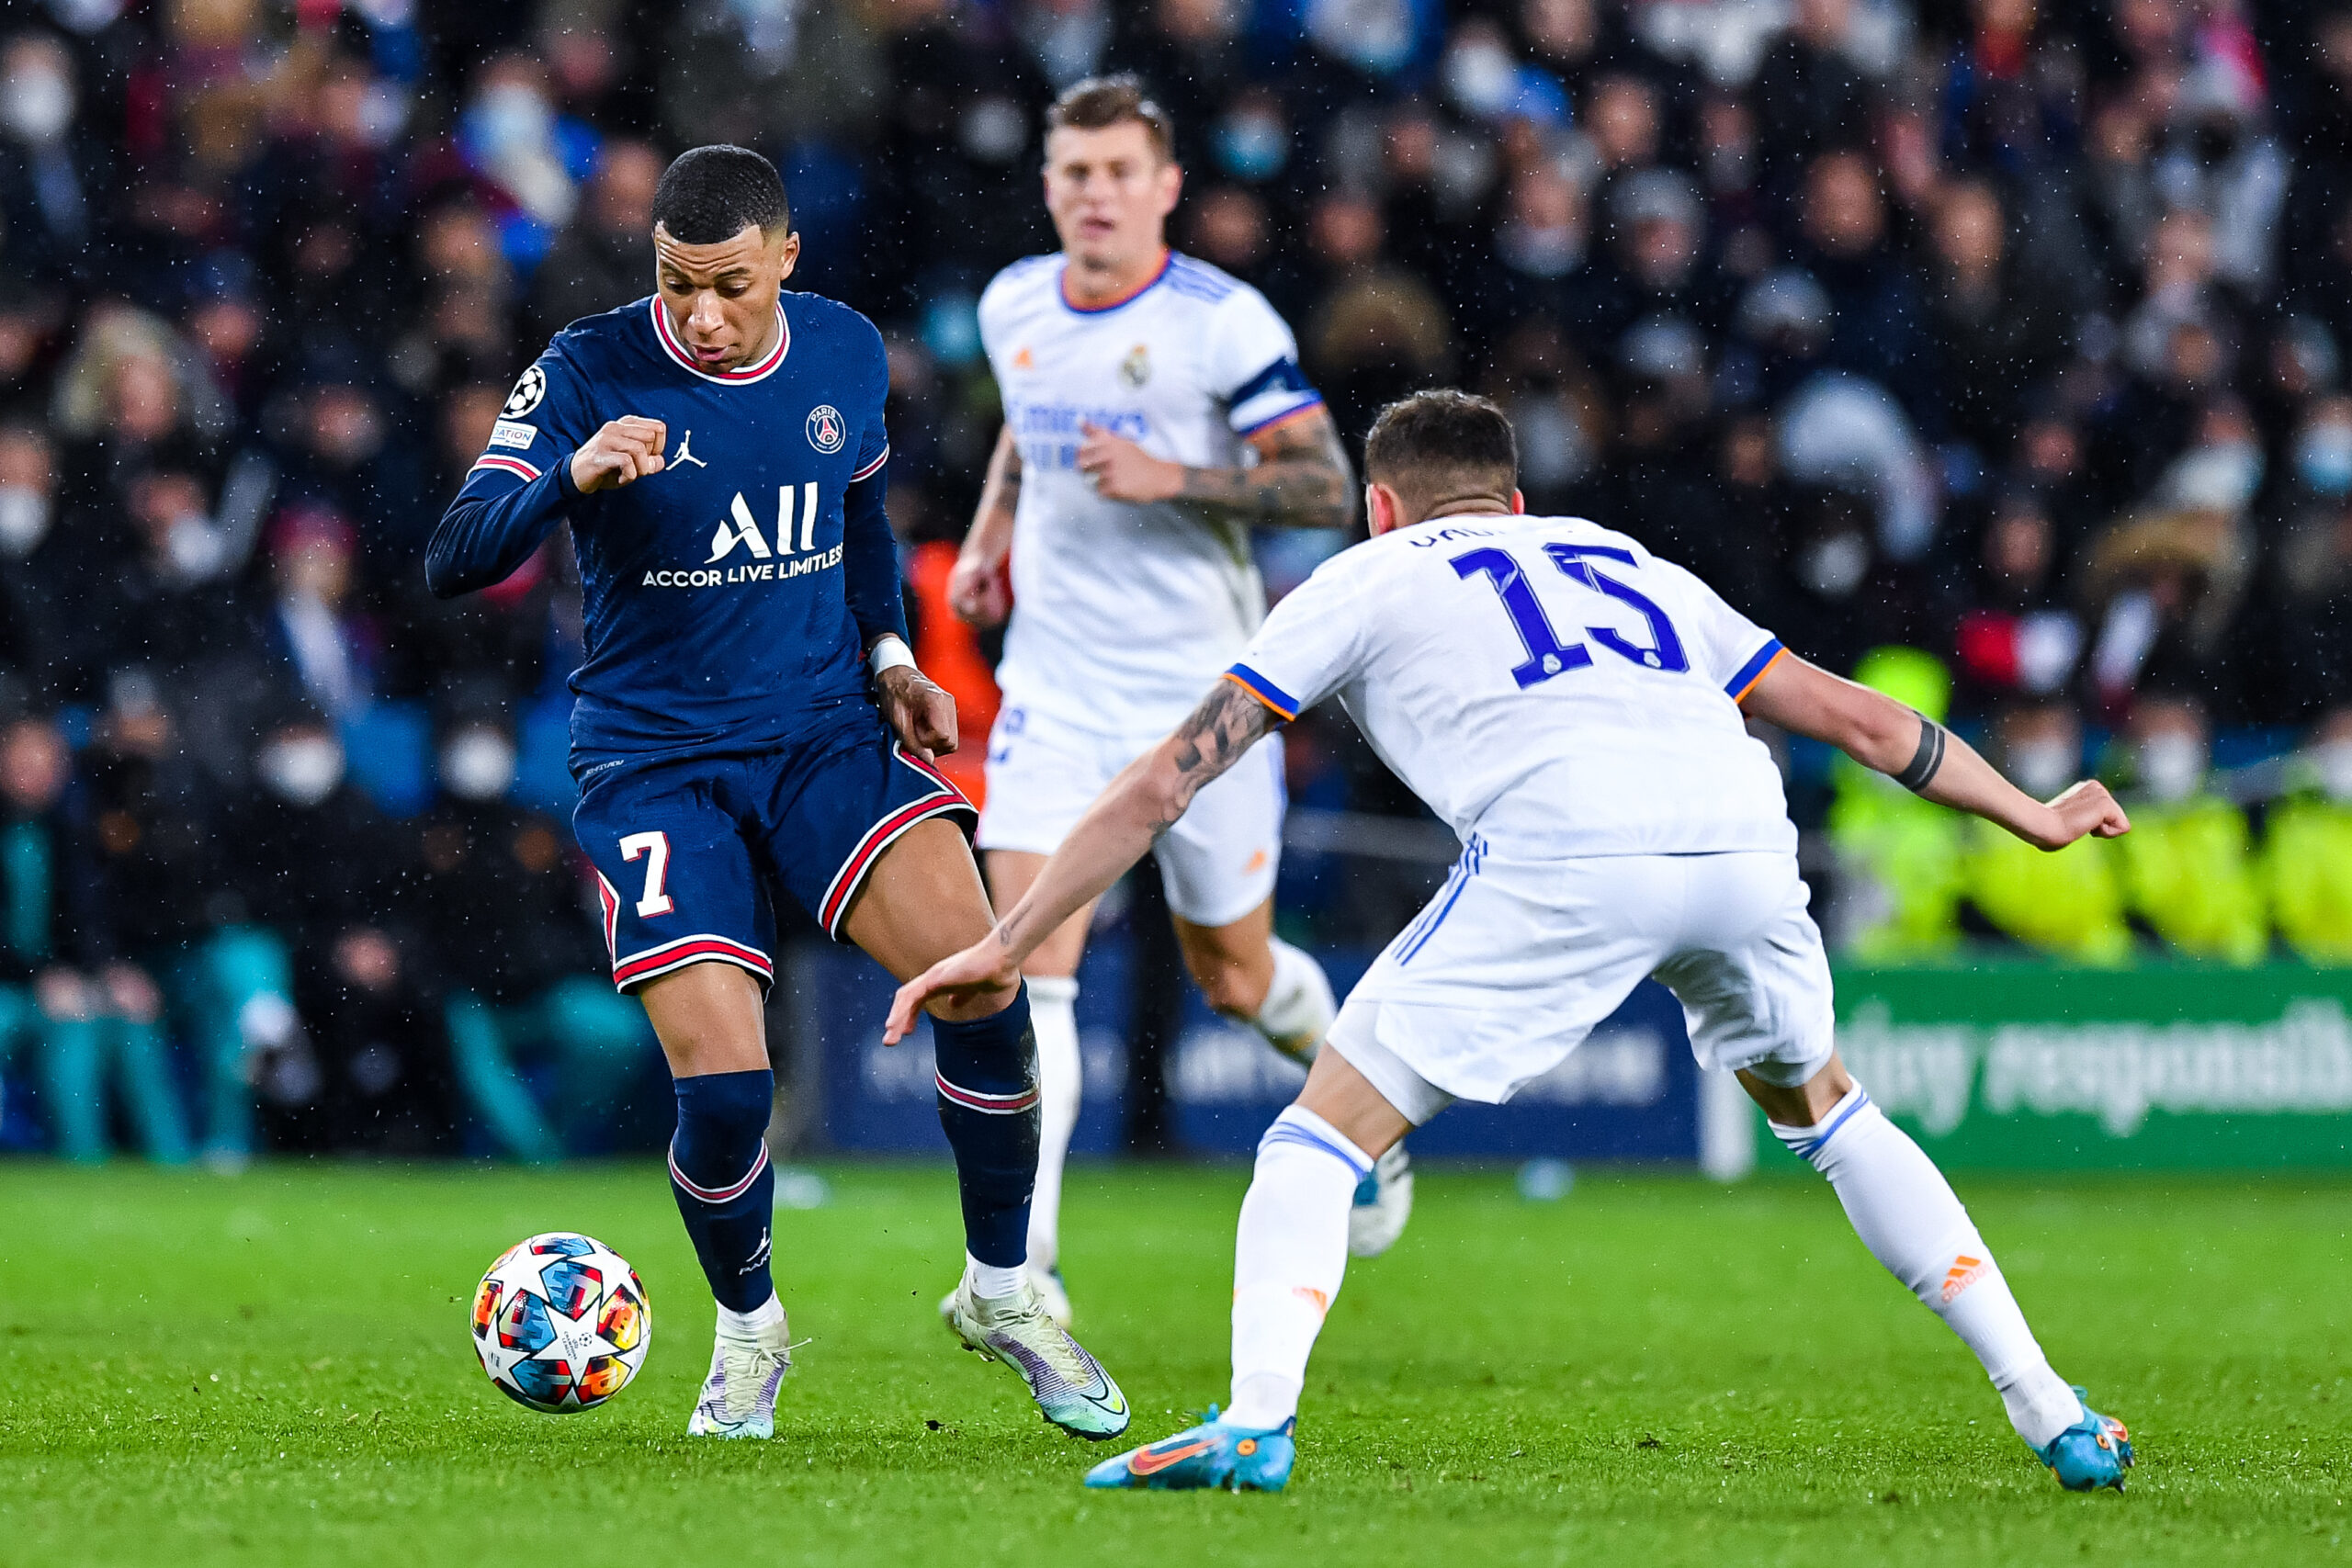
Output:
[1, 1161, 2346, 1567]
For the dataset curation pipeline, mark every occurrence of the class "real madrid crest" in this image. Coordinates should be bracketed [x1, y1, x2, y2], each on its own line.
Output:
[1120, 344, 1151, 389]
[806, 404, 846, 455]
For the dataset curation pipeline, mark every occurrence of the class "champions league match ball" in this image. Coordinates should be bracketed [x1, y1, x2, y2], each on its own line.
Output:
[470, 1232, 650, 1413]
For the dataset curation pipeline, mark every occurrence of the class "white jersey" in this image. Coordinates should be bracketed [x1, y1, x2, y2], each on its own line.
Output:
[979, 251, 1324, 737]
[1226, 512, 1796, 860]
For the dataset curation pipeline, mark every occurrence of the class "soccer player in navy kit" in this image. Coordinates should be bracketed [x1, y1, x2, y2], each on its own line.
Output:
[427, 147, 1129, 1443]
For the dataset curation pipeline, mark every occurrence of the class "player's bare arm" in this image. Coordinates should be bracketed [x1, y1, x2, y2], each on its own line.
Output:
[1741, 654, 2130, 851]
[885, 678, 1279, 1038]
[948, 424, 1021, 626]
[1075, 405, 1355, 530]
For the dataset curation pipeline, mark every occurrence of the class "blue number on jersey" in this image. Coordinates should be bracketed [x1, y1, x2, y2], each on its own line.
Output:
[1452, 543, 1686, 687]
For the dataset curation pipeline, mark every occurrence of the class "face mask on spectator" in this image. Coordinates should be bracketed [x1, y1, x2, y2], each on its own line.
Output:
[441, 730, 517, 801]
[1310, 0, 1415, 76]
[1215, 110, 1289, 183]
[259, 737, 345, 807]
[2312, 739, 2352, 805]
[470, 83, 554, 160]
[1442, 38, 1521, 120]
[1797, 531, 1869, 598]
[2294, 422, 2352, 497]
[2007, 739, 2076, 800]
[2136, 733, 2205, 804]
[0, 486, 51, 556]
[1, 65, 73, 145]
[164, 513, 230, 582]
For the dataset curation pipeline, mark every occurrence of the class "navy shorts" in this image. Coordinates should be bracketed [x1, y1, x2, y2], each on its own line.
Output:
[573, 716, 975, 993]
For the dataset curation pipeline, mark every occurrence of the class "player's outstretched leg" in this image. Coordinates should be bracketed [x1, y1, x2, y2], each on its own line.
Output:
[1022, 974, 1080, 1325]
[1250, 941, 1412, 1260]
[669, 1066, 794, 1438]
[933, 983, 1130, 1439]
[1763, 1070, 2132, 1491]
[1087, 1101, 1366, 1492]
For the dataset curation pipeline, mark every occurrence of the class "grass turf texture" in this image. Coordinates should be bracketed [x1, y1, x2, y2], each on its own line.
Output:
[1, 1164, 2346, 1567]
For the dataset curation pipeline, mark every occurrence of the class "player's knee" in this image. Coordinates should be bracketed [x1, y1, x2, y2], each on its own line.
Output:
[925, 978, 1020, 1024]
[1186, 952, 1267, 1018]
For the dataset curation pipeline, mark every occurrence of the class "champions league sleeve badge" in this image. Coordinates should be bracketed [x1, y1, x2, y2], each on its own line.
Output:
[503, 365, 548, 417]
[806, 405, 847, 455]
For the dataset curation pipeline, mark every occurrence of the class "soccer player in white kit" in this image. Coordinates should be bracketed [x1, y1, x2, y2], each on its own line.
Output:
[895, 391, 2138, 1495]
[949, 76, 1400, 1324]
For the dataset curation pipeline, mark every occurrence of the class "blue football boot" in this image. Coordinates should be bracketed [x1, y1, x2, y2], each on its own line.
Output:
[1084, 1409, 1296, 1492]
[2033, 1388, 2132, 1492]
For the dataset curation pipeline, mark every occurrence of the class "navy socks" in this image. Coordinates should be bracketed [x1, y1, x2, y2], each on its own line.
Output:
[931, 984, 1040, 1269]
[669, 1069, 776, 1312]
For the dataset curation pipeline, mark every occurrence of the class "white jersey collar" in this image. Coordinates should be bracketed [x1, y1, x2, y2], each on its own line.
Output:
[1058, 251, 1172, 316]
[649, 297, 789, 385]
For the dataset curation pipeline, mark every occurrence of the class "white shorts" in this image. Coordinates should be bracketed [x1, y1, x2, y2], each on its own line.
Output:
[975, 700, 1284, 928]
[1328, 846, 1835, 1124]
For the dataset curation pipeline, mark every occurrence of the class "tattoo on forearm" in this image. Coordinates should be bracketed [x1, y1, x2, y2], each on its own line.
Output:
[1177, 412, 1354, 529]
[1163, 682, 1276, 827]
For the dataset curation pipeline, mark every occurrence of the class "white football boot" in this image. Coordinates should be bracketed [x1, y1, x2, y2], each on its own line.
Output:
[940, 1276, 1129, 1439]
[686, 1305, 793, 1438]
[1025, 1264, 1075, 1329]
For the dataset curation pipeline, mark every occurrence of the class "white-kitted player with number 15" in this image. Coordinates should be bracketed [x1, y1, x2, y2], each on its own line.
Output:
[893, 389, 2140, 1496]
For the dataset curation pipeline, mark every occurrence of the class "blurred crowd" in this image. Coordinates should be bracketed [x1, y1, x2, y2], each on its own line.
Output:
[2, 0, 2350, 1164]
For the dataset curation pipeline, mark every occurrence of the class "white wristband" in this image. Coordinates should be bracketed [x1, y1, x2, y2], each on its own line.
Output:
[868, 635, 917, 678]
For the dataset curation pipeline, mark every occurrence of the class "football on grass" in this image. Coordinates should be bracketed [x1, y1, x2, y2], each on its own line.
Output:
[470, 1232, 650, 1412]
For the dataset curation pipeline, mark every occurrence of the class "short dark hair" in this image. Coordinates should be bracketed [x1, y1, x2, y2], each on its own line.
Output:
[651, 145, 789, 243]
[1363, 390, 1518, 510]
[1047, 74, 1175, 162]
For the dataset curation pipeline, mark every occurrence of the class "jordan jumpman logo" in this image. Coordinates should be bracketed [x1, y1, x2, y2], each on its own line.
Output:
[670, 430, 708, 470]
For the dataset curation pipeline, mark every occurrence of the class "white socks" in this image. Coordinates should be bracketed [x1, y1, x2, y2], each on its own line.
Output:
[716, 1291, 785, 1338]
[1225, 1104, 1369, 1428]
[965, 1254, 1025, 1301]
[1248, 938, 1337, 1066]
[1770, 1083, 2084, 1449]
[1023, 975, 1081, 1275]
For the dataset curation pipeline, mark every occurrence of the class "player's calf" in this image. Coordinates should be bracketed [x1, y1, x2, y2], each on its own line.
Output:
[1761, 1067, 2125, 1482]
[669, 1066, 790, 1438]
[931, 982, 1042, 1274]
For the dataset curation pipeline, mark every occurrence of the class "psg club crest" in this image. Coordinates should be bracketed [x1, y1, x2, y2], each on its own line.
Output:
[503, 365, 547, 418]
[806, 404, 846, 455]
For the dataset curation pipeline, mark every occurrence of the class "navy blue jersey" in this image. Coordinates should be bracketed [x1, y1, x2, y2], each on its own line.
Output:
[425, 292, 907, 770]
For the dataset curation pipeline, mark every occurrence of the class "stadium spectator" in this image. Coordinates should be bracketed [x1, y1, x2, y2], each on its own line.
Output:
[527, 138, 662, 344]
[2262, 707, 2352, 964]
[0, 705, 187, 1163]
[216, 710, 442, 1155]
[79, 677, 300, 1168]
[418, 707, 650, 1162]
[1964, 701, 2133, 964]
[0, 0, 2346, 1150]
[1824, 647, 1966, 962]
[2110, 694, 2267, 964]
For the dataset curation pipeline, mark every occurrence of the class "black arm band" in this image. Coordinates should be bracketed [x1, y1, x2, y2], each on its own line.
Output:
[1894, 714, 1947, 793]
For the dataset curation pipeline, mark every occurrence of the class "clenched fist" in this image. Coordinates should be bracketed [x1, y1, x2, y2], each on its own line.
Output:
[570, 416, 669, 492]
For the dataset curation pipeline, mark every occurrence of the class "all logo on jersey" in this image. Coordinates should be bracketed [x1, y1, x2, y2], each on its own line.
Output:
[806, 405, 846, 455]
[657, 484, 840, 588]
[1120, 344, 1151, 388]
[503, 365, 547, 417]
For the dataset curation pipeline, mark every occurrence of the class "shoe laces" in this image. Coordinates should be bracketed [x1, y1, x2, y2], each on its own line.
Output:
[976, 1292, 1102, 1389]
